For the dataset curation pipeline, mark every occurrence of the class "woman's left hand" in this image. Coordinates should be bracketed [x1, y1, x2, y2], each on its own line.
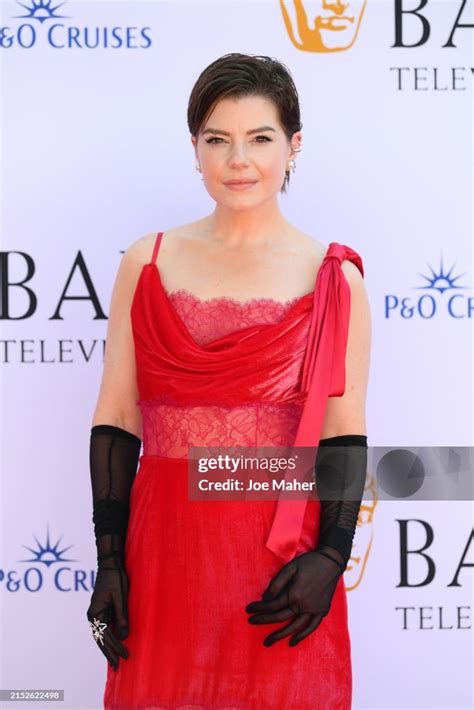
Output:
[245, 550, 343, 647]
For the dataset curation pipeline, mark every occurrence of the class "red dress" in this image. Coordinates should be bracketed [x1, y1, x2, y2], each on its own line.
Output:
[103, 231, 364, 710]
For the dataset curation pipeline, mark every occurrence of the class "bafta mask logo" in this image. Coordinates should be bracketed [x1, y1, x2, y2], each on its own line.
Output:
[345, 473, 378, 591]
[280, 0, 368, 52]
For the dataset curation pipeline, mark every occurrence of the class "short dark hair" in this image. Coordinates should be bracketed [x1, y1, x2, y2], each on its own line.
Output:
[187, 53, 302, 194]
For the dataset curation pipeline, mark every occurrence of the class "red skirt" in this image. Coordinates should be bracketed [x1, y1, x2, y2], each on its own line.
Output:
[103, 455, 352, 710]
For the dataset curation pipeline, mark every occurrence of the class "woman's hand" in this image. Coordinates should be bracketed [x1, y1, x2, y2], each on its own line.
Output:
[245, 550, 343, 647]
[86, 554, 130, 671]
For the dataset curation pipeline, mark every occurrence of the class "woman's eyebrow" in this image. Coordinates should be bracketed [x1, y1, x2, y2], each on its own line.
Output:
[201, 126, 277, 136]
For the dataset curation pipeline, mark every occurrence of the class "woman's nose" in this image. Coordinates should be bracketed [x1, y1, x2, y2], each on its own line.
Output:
[227, 144, 251, 167]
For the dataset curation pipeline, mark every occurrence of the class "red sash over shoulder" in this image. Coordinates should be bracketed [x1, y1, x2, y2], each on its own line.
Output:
[265, 243, 364, 564]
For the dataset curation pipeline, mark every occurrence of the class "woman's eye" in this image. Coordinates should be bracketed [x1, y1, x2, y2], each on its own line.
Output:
[205, 135, 272, 144]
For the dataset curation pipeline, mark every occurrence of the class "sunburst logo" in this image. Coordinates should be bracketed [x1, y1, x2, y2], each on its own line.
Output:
[385, 252, 472, 319]
[17, 523, 78, 567]
[414, 254, 469, 295]
[11, 0, 71, 24]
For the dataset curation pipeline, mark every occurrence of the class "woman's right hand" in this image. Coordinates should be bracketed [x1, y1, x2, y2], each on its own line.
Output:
[86, 553, 130, 671]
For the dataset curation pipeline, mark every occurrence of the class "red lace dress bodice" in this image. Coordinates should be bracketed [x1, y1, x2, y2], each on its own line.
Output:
[136, 285, 312, 459]
[130, 234, 364, 565]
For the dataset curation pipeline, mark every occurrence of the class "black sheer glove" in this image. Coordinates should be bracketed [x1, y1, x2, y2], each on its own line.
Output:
[245, 434, 367, 648]
[86, 424, 141, 671]
[316, 434, 368, 573]
[245, 549, 344, 647]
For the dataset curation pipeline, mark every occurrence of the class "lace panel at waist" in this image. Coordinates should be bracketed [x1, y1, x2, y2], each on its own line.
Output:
[138, 397, 304, 459]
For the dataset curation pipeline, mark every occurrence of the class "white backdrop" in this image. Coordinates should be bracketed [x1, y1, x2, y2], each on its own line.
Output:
[1, 1, 473, 708]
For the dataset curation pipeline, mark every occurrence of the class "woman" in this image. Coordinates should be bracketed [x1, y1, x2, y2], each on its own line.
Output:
[87, 53, 371, 709]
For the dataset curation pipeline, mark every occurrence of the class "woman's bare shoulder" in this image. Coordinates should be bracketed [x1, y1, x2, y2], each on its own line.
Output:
[290, 228, 366, 299]
[287, 228, 329, 261]
[122, 231, 158, 267]
[108, 232, 160, 298]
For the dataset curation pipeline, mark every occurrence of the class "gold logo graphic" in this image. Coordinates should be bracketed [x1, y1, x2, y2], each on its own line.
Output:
[280, 0, 368, 52]
[345, 473, 378, 591]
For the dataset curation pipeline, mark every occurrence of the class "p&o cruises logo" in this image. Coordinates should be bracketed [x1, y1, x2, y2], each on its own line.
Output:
[385, 253, 473, 319]
[0, 0, 153, 49]
[0, 524, 96, 593]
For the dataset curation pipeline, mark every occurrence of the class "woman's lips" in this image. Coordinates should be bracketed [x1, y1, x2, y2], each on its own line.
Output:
[224, 181, 258, 191]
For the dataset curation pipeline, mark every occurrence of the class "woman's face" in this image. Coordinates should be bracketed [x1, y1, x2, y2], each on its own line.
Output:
[191, 94, 302, 208]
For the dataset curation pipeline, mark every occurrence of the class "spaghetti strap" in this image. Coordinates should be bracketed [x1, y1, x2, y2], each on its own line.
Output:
[150, 231, 163, 266]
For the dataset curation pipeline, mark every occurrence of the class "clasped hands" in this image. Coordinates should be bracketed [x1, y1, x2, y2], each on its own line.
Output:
[245, 549, 343, 648]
